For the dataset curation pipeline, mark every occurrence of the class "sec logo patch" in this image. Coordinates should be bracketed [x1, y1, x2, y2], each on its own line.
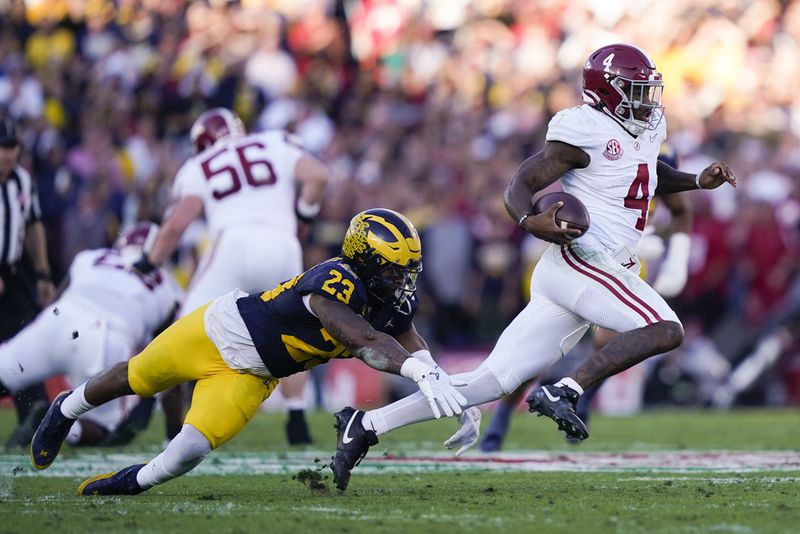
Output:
[603, 139, 623, 160]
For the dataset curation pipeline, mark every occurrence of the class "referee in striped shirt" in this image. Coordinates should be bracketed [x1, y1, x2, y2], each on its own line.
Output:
[0, 118, 56, 448]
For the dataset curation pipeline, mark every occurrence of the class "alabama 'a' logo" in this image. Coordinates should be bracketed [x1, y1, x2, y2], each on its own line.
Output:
[603, 139, 623, 160]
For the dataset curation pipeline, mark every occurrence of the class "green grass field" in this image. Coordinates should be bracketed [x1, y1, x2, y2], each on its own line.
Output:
[2, 407, 799, 533]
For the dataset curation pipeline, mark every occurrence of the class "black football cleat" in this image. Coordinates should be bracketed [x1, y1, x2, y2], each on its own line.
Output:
[30, 390, 75, 470]
[4, 399, 48, 449]
[100, 397, 157, 447]
[286, 409, 313, 446]
[77, 464, 147, 496]
[527, 384, 589, 441]
[329, 407, 378, 491]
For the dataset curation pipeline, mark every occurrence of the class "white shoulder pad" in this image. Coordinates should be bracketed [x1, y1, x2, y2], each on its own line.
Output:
[171, 158, 205, 199]
[545, 105, 602, 151]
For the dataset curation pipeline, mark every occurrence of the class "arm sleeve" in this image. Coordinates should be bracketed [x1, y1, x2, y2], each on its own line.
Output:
[25, 170, 42, 224]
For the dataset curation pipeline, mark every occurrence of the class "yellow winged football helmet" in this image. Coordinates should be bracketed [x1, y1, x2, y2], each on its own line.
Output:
[341, 208, 422, 307]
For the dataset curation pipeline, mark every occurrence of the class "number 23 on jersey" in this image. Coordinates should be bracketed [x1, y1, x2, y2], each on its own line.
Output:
[321, 269, 355, 304]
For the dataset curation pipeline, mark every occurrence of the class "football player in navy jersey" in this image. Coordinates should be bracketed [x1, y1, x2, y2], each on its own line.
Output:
[30, 208, 467, 496]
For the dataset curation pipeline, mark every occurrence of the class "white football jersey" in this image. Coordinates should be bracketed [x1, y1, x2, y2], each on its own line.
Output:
[63, 248, 182, 343]
[171, 130, 305, 238]
[546, 104, 667, 254]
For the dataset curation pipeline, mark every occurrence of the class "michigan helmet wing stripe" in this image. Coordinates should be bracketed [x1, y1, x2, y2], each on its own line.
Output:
[363, 214, 421, 266]
[364, 209, 419, 240]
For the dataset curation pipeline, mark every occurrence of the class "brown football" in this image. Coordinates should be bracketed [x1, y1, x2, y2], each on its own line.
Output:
[531, 192, 591, 236]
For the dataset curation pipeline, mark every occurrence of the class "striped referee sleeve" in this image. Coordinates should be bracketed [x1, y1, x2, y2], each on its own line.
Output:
[27, 173, 42, 225]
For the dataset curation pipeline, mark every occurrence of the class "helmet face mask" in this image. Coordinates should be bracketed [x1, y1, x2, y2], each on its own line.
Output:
[610, 76, 664, 134]
[582, 43, 664, 136]
[369, 259, 421, 307]
[341, 208, 423, 309]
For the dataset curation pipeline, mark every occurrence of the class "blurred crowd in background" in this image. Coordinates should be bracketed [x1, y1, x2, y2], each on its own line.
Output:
[1, 0, 799, 407]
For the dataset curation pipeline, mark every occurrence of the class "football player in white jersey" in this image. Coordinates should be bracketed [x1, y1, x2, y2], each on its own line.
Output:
[478, 145, 693, 452]
[132, 108, 330, 445]
[0, 222, 182, 447]
[329, 43, 737, 490]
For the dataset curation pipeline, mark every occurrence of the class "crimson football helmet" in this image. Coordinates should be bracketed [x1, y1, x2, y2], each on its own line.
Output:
[115, 221, 159, 260]
[582, 43, 664, 136]
[189, 107, 246, 154]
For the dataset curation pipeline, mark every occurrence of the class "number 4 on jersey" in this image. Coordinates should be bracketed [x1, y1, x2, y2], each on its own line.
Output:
[624, 163, 649, 231]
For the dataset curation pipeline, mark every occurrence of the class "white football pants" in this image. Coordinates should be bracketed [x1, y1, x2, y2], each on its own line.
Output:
[0, 298, 139, 431]
[364, 243, 680, 434]
[180, 225, 303, 317]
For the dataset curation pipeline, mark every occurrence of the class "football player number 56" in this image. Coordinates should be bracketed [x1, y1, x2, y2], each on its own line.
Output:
[201, 141, 277, 200]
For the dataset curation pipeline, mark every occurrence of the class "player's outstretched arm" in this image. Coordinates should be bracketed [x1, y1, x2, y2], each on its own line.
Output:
[656, 160, 737, 195]
[393, 324, 469, 417]
[311, 294, 412, 372]
[145, 196, 204, 267]
[311, 295, 467, 418]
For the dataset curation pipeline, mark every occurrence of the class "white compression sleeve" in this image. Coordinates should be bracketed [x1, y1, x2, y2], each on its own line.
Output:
[136, 424, 211, 489]
[361, 365, 505, 436]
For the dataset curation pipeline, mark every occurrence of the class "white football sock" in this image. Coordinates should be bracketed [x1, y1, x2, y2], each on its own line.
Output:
[136, 424, 211, 489]
[60, 384, 95, 419]
[554, 377, 584, 395]
[361, 365, 505, 436]
[284, 398, 307, 411]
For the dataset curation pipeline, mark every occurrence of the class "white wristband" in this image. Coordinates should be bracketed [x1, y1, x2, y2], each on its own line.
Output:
[411, 349, 437, 367]
[694, 173, 702, 189]
[297, 198, 322, 218]
[400, 357, 431, 383]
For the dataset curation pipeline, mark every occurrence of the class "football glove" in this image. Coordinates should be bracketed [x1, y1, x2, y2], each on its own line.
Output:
[444, 406, 481, 456]
[636, 226, 665, 261]
[132, 254, 156, 275]
[400, 359, 468, 419]
[653, 233, 690, 297]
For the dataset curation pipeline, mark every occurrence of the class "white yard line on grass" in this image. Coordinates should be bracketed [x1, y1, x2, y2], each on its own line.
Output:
[2, 450, 799, 478]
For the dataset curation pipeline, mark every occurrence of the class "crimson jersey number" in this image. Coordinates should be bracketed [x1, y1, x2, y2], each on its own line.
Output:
[624, 163, 650, 231]
[200, 141, 277, 200]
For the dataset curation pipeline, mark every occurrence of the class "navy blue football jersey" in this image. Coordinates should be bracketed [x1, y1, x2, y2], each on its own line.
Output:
[235, 258, 418, 378]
